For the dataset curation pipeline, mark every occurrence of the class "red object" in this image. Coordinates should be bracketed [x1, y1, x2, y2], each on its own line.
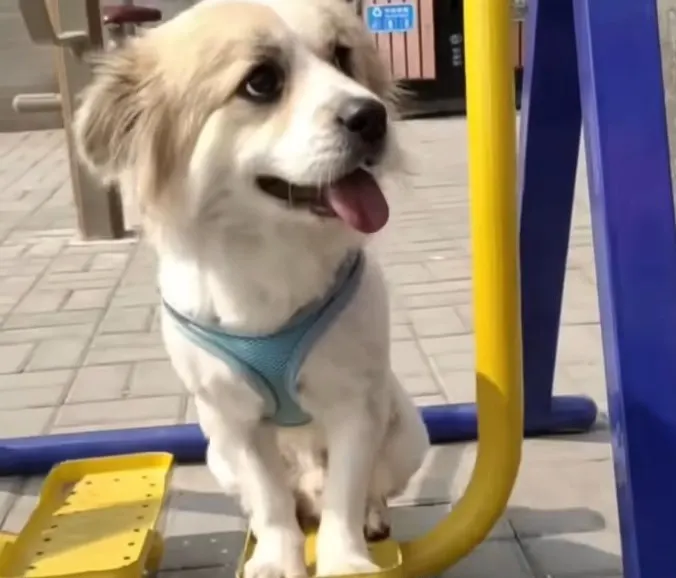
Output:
[102, 5, 162, 26]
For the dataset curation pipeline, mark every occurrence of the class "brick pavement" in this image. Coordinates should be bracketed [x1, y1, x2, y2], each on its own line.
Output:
[0, 120, 621, 577]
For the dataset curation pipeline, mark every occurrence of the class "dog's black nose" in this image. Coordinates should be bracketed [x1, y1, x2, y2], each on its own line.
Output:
[337, 98, 388, 145]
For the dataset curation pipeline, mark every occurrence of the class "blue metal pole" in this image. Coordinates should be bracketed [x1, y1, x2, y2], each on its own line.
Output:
[0, 400, 596, 477]
[574, 0, 676, 575]
[518, 0, 598, 431]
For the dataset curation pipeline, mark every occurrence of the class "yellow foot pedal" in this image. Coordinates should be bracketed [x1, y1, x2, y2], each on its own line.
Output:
[0, 533, 15, 559]
[237, 527, 404, 578]
[0, 453, 173, 578]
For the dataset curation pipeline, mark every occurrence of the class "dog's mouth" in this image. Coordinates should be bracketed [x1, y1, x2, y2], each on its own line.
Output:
[256, 168, 389, 234]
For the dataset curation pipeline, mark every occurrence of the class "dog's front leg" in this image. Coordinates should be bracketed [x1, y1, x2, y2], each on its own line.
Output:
[209, 424, 307, 578]
[315, 405, 382, 576]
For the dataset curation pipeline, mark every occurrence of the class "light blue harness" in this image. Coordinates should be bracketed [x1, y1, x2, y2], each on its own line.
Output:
[163, 252, 365, 427]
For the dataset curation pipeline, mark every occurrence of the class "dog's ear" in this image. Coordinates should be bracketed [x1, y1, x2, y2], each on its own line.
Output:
[73, 45, 179, 208]
[74, 47, 148, 177]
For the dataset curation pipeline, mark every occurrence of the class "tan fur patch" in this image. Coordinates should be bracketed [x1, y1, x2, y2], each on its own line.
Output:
[74, 3, 291, 216]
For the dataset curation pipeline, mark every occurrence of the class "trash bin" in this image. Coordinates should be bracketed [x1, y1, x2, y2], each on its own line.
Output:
[361, 0, 526, 118]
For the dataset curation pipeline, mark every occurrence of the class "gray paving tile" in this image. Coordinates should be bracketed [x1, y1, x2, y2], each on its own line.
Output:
[391, 445, 467, 506]
[0, 343, 33, 373]
[390, 340, 430, 377]
[0, 478, 22, 526]
[90, 252, 130, 271]
[408, 305, 467, 337]
[391, 503, 514, 542]
[48, 253, 92, 273]
[1, 477, 42, 533]
[438, 369, 475, 403]
[129, 360, 185, 397]
[0, 407, 53, 438]
[54, 396, 184, 428]
[399, 374, 442, 396]
[111, 285, 161, 307]
[85, 332, 168, 365]
[14, 289, 69, 314]
[0, 384, 66, 409]
[413, 393, 448, 406]
[50, 418, 180, 435]
[67, 364, 132, 402]
[2, 310, 101, 329]
[390, 322, 415, 341]
[0, 369, 73, 390]
[99, 306, 154, 333]
[40, 270, 122, 291]
[522, 530, 622, 577]
[0, 323, 96, 345]
[162, 465, 246, 571]
[442, 540, 535, 578]
[62, 288, 114, 310]
[25, 338, 89, 371]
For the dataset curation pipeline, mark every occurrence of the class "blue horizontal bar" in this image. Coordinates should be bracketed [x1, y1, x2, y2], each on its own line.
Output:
[0, 398, 598, 477]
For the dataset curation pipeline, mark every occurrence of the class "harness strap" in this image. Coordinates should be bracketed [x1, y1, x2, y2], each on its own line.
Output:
[163, 252, 365, 426]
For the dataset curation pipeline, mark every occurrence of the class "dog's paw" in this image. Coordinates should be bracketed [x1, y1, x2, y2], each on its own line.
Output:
[244, 559, 286, 578]
[316, 530, 380, 576]
[364, 496, 391, 542]
[245, 530, 307, 578]
[316, 554, 381, 577]
[245, 554, 307, 578]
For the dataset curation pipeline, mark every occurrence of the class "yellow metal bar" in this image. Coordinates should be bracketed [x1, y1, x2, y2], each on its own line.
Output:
[400, 0, 523, 575]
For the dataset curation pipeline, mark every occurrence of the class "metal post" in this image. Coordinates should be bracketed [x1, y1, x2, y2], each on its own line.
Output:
[517, 0, 598, 433]
[574, 0, 676, 575]
[49, 0, 125, 240]
[16, 0, 125, 240]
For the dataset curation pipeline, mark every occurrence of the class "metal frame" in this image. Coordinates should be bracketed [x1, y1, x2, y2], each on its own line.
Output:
[521, 0, 676, 575]
[3, 3, 525, 576]
[518, 0, 598, 435]
[15, 0, 125, 240]
[8, 0, 676, 574]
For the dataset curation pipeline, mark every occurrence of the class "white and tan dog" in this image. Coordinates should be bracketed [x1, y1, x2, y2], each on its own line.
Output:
[73, 1, 429, 576]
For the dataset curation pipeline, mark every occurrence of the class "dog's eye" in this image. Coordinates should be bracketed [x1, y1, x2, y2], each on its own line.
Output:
[332, 44, 352, 76]
[239, 62, 285, 103]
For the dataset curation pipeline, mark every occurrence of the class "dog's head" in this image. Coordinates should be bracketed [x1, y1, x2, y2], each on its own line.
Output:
[74, 0, 400, 240]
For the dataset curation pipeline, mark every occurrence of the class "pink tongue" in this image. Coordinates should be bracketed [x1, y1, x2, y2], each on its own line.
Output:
[325, 170, 390, 234]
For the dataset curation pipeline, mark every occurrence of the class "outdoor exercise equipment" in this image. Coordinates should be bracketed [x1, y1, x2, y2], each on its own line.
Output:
[4, 2, 660, 576]
[0, 454, 172, 578]
[0, 0, 527, 575]
[18, 0, 676, 574]
[8, 1, 672, 576]
[521, 0, 676, 576]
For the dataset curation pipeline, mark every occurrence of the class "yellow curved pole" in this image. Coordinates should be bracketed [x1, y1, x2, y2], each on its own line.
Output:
[399, 0, 523, 575]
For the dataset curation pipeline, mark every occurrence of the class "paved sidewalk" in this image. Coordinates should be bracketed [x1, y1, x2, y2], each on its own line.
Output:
[0, 120, 620, 577]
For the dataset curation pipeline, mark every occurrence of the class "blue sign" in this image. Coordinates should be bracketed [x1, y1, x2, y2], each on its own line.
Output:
[366, 4, 415, 34]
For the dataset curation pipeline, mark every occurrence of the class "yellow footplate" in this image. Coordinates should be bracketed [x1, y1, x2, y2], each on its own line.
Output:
[0, 533, 15, 559]
[238, 528, 403, 578]
[0, 453, 173, 578]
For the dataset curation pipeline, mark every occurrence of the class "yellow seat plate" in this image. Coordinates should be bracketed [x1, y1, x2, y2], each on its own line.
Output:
[238, 527, 404, 578]
[0, 533, 15, 559]
[0, 453, 173, 578]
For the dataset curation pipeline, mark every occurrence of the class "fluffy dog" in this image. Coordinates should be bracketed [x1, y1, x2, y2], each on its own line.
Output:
[74, 1, 429, 576]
